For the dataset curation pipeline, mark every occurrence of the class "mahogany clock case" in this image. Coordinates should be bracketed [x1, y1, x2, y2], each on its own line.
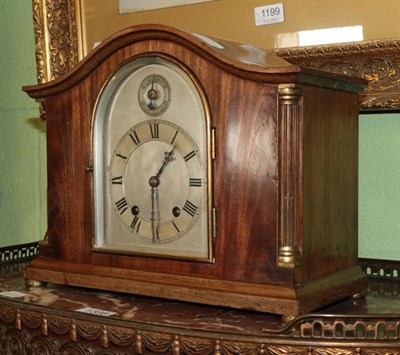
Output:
[23, 24, 368, 316]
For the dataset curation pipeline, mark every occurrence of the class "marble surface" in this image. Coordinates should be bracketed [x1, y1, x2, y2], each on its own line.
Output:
[0, 261, 399, 337]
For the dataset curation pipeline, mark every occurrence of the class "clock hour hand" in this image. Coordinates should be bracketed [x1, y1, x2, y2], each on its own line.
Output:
[156, 146, 176, 178]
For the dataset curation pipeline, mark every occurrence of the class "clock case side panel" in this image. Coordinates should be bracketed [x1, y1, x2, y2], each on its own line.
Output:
[298, 85, 364, 281]
[276, 83, 367, 311]
[36, 80, 100, 262]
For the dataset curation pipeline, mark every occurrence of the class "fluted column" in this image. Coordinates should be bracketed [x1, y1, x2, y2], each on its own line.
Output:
[277, 84, 303, 268]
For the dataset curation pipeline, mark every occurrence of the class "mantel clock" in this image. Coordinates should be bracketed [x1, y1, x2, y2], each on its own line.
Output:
[24, 24, 367, 316]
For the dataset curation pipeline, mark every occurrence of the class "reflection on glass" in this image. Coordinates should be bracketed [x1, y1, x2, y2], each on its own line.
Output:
[276, 25, 364, 48]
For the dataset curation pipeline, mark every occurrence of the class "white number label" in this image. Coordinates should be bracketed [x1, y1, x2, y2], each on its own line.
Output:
[254, 3, 284, 26]
[0, 291, 26, 298]
[76, 307, 116, 317]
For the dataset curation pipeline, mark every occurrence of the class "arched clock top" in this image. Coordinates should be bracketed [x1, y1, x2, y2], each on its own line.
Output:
[23, 24, 366, 99]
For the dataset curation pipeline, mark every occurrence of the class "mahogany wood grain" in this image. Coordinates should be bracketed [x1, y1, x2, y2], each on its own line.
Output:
[23, 24, 368, 315]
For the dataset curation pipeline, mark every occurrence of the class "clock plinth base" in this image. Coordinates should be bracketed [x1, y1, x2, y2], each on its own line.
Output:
[24, 257, 367, 316]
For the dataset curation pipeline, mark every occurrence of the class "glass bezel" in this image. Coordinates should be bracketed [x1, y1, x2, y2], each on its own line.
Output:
[92, 54, 214, 262]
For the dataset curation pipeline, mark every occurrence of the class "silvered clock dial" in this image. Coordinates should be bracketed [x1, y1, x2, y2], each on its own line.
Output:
[109, 120, 205, 243]
[93, 55, 212, 261]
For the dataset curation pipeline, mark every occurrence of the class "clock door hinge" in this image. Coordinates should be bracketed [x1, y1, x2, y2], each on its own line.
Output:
[212, 207, 217, 240]
[211, 128, 216, 160]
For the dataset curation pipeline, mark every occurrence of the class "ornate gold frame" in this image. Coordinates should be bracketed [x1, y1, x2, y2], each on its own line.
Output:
[274, 41, 400, 111]
[32, 0, 400, 111]
[32, 0, 83, 83]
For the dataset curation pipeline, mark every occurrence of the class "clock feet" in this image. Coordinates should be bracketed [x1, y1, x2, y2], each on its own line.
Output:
[281, 314, 296, 323]
[25, 279, 47, 288]
[352, 289, 368, 299]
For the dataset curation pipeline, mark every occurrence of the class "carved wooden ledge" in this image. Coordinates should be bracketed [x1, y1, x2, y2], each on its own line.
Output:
[1, 302, 400, 354]
[0, 242, 38, 265]
[274, 39, 400, 111]
[1, 270, 400, 355]
[360, 257, 400, 279]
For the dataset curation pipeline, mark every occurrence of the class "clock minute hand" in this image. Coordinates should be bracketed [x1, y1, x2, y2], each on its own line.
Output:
[149, 176, 160, 242]
[147, 77, 158, 110]
[148, 146, 176, 242]
[156, 146, 176, 178]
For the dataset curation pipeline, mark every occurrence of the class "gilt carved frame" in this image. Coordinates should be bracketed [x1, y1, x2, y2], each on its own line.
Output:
[32, 0, 400, 111]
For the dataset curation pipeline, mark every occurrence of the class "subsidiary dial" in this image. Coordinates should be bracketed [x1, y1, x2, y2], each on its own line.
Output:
[138, 74, 171, 116]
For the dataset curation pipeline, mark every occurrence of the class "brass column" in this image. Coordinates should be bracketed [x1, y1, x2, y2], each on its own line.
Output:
[278, 84, 303, 268]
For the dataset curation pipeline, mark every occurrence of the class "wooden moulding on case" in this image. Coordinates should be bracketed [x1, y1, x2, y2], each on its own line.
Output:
[25, 257, 367, 316]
